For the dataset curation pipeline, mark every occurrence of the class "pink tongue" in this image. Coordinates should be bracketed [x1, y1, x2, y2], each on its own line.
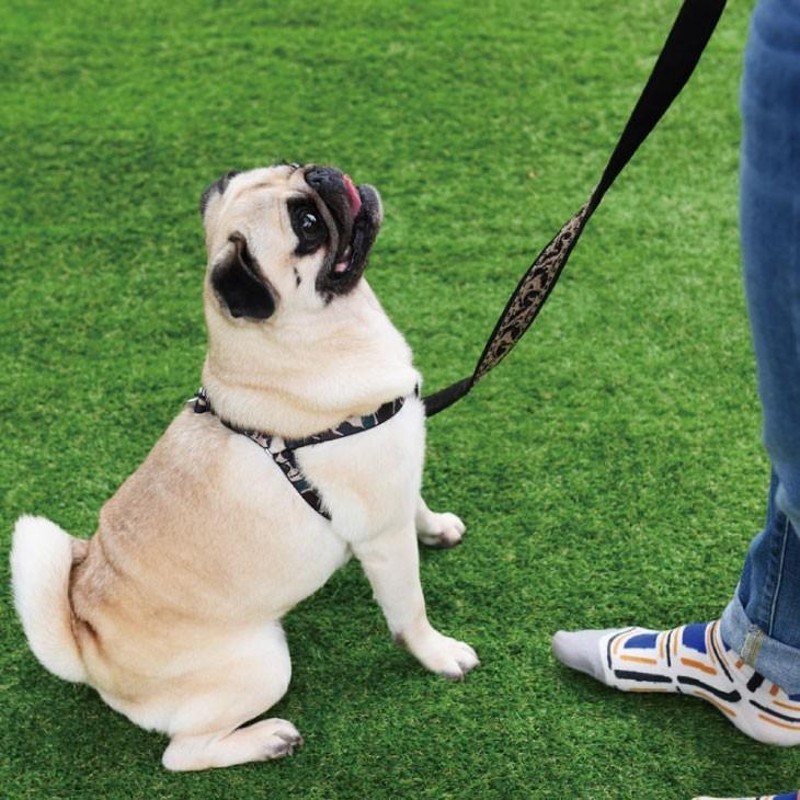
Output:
[343, 175, 362, 216]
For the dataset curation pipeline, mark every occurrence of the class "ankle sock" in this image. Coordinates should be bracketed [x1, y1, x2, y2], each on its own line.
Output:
[693, 793, 798, 800]
[552, 620, 800, 747]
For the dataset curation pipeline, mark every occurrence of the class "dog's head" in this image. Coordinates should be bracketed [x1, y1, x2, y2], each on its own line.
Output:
[200, 163, 383, 321]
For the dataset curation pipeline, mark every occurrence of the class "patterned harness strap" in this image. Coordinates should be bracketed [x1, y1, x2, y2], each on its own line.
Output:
[422, 0, 728, 417]
[192, 387, 415, 520]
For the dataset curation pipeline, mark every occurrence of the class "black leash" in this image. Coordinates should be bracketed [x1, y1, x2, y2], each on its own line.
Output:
[423, 0, 728, 417]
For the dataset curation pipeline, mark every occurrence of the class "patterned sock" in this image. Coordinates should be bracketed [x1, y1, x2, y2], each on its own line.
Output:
[552, 620, 800, 746]
[693, 793, 799, 800]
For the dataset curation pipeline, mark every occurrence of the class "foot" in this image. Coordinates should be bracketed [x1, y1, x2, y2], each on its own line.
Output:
[693, 793, 798, 800]
[415, 501, 465, 549]
[552, 621, 800, 746]
[398, 626, 479, 680]
[162, 718, 303, 771]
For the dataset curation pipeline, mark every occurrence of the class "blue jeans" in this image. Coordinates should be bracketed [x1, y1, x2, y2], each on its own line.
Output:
[719, 0, 800, 694]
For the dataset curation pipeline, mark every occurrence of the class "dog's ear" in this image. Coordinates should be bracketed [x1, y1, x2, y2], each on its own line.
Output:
[200, 170, 240, 222]
[211, 234, 277, 321]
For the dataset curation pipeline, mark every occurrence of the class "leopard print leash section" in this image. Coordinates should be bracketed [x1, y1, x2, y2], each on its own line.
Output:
[423, 0, 727, 417]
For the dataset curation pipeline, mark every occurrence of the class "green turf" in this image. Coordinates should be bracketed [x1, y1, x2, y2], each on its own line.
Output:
[3, 0, 795, 797]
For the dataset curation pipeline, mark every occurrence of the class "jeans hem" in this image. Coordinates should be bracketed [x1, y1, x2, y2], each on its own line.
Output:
[721, 592, 800, 694]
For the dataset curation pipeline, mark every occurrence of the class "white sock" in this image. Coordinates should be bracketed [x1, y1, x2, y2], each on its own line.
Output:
[552, 620, 800, 747]
[692, 793, 798, 800]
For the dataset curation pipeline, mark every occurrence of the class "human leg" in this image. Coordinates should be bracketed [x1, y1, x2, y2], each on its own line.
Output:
[693, 793, 798, 800]
[551, 0, 800, 742]
[718, 0, 800, 692]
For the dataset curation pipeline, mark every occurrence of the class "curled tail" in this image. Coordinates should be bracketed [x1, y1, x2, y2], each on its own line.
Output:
[11, 515, 88, 683]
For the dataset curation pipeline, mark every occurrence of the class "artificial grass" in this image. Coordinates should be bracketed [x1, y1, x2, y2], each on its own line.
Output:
[2, 0, 795, 797]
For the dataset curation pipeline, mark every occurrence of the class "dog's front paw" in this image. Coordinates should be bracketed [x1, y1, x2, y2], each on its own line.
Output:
[416, 510, 466, 549]
[407, 630, 479, 680]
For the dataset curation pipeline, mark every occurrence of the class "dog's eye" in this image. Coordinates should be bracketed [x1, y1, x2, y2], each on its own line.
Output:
[289, 200, 328, 255]
[300, 211, 320, 232]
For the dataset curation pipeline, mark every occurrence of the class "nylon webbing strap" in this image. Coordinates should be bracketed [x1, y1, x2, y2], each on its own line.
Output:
[423, 0, 727, 417]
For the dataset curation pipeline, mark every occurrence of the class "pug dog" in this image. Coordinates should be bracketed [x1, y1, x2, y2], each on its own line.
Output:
[11, 163, 478, 771]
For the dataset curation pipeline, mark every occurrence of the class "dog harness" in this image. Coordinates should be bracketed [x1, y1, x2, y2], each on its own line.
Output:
[192, 387, 415, 520]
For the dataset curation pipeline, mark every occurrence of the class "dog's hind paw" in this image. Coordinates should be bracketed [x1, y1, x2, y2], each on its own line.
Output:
[259, 718, 304, 759]
[162, 718, 304, 771]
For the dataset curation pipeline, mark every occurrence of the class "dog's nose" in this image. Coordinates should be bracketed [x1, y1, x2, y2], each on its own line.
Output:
[305, 166, 344, 193]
